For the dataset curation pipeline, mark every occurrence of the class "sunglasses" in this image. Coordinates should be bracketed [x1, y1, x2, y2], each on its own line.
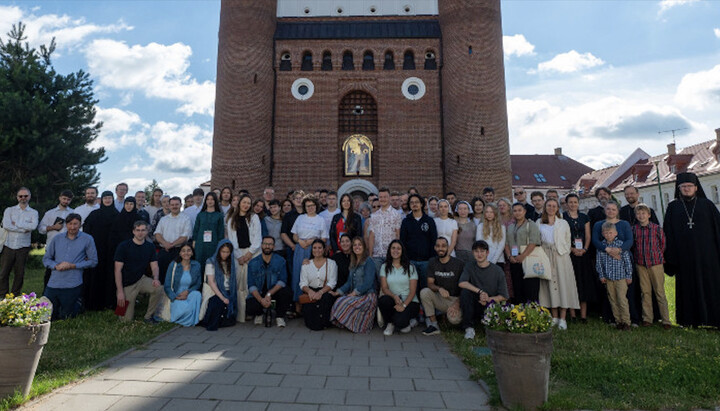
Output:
[17, 195, 29, 198]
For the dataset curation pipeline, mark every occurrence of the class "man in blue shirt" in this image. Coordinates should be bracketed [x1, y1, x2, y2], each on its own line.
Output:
[42, 213, 98, 320]
[247, 236, 292, 327]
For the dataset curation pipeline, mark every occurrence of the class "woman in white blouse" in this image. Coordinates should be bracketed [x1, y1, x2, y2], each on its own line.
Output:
[291, 196, 328, 312]
[434, 199, 458, 256]
[476, 203, 507, 268]
[299, 239, 338, 330]
[226, 194, 262, 321]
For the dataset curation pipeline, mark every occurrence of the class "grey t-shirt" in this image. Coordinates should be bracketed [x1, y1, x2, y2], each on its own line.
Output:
[458, 262, 509, 299]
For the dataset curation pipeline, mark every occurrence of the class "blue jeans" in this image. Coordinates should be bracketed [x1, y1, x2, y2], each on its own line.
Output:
[411, 260, 429, 290]
[44, 284, 83, 320]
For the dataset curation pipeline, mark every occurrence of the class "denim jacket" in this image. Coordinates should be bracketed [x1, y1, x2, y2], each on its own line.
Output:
[338, 259, 376, 296]
[164, 260, 202, 301]
[247, 253, 287, 298]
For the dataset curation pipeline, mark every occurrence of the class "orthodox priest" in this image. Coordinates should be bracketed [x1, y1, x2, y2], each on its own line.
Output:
[663, 172, 720, 328]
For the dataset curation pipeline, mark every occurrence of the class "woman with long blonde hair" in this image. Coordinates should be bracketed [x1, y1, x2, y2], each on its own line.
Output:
[475, 203, 506, 268]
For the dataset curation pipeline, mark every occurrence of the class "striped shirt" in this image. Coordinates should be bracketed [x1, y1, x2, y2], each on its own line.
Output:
[596, 238, 633, 281]
[632, 223, 665, 267]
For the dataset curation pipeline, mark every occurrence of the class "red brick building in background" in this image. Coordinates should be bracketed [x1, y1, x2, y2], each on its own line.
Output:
[212, 0, 511, 199]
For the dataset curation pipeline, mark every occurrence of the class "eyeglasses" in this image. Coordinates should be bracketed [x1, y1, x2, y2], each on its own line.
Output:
[514, 192, 523, 196]
[17, 195, 29, 198]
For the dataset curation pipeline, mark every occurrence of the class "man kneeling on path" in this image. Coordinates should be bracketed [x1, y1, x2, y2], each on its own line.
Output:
[420, 237, 464, 336]
[114, 220, 163, 322]
[459, 240, 509, 340]
[247, 236, 292, 327]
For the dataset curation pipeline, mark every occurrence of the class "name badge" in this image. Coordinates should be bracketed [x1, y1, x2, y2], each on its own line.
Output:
[574, 239, 584, 249]
[203, 230, 212, 243]
[511, 245, 519, 257]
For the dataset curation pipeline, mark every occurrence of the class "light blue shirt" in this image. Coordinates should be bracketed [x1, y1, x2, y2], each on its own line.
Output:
[43, 231, 98, 288]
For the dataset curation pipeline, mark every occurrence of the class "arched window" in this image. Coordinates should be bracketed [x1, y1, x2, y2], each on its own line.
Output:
[362, 51, 375, 71]
[279, 51, 291, 71]
[321, 51, 332, 71]
[424, 50, 437, 70]
[403, 50, 415, 70]
[301, 51, 313, 71]
[383, 51, 395, 70]
[342, 51, 354, 71]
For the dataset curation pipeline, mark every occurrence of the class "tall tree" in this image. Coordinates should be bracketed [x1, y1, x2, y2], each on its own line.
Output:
[0, 22, 105, 214]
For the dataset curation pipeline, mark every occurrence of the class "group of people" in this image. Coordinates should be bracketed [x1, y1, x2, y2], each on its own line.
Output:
[1, 171, 718, 338]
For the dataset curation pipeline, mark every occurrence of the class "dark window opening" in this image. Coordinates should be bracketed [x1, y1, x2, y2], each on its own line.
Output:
[301, 51, 313, 71]
[342, 51, 354, 71]
[362, 51, 375, 70]
[298, 85, 309, 95]
[403, 50, 415, 70]
[321, 51, 332, 71]
[424, 51, 437, 70]
[383, 51, 395, 70]
[279, 52, 291, 71]
[339, 91, 377, 134]
[407, 84, 419, 95]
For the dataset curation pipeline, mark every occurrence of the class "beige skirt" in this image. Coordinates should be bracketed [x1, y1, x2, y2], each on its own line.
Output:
[538, 243, 580, 310]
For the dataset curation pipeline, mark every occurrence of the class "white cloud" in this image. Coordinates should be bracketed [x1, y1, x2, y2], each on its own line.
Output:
[658, 0, 700, 14]
[577, 154, 628, 170]
[503, 34, 535, 58]
[84, 39, 215, 116]
[537, 50, 604, 74]
[675, 64, 720, 110]
[714, 28, 720, 38]
[145, 121, 213, 174]
[158, 177, 209, 198]
[91, 107, 147, 150]
[0, 5, 132, 51]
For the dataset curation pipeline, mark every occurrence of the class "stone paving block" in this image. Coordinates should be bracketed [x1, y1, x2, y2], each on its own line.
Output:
[256, 353, 297, 363]
[318, 348, 352, 357]
[104, 367, 161, 381]
[348, 365, 390, 377]
[430, 366, 470, 380]
[159, 398, 218, 411]
[281, 347, 317, 356]
[180, 350, 224, 361]
[218, 351, 260, 362]
[369, 356, 407, 367]
[237, 372, 284, 387]
[269, 338, 301, 347]
[345, 390, 394, 406]
[296, 388, 347, 405]
[308, 364, 350, 376]
[389, 366, 429, 378]
[455, 379, 486, 392]
[46, 394, 121, 411]
[142, 349, 189, 359]
[66, 379, 120, 394]
[369, 340, 403, 350]
[406, 357, 449, 368]
[245, 345, 284, 355]
[107, 380, 165, 396]
[319, 406, 368, 411]
[292, 355, 330, 365]
[146, 358, 196, 370]
[392, 391, 445, 408]
[198, 384, 254, 401]
[185, 359, 233, 372]
[106, 396, 169, 411]
[226, 361, 271, 373]
[267, 404, 319, 411]
[213, 343, 249, 353]
[192, 371, 242, 385]
[441, 391, 490, 409]
[177, 342, 212, 351]
[147, 342, 182, 350]
[267, 362, 311, 375]
[281, 375, 327, 389]
[369, 377, 414, 391]
[331, 355, 370, 366]
[108, 356, 156, 369]
[171, 334, 211, 343]
[413, 378, 462, 392]
[248, 386, 300, 403]
[371, 407, 420, 411]
[215, 401, 269, 411]
[151, 382, 208, 399]
[384, 349, 423, 358]
[149, 369, 202, 383]
[205, 335, 243, 345]
[401, 342, 438, 351]
[325, 376, 368, 390]
[350, 349, 379, 357]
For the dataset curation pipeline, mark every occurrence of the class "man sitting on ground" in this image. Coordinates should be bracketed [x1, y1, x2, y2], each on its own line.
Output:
[420, 237, 464, 335]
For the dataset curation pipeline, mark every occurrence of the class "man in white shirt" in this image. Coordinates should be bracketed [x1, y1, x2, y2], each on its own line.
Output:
[182, 188, 205, 237]
[74, 187, 99, 227]
[38, 190, 75, 289]
[367, 188, 402, 272]
[318, 191, 340, 243]
[155, 196, 192, 283]
[1, 187, 39, 296]
[114, 182, 128, 212]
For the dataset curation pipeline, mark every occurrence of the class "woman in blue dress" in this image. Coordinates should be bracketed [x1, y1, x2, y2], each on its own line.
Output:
[164, 243, 202, 326]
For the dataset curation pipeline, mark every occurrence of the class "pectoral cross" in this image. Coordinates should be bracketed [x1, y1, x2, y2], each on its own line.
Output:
[687, 220, 694, 229]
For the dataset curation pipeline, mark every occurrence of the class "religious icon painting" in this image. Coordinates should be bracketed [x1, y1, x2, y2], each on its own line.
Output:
[343, 134, 373, 176]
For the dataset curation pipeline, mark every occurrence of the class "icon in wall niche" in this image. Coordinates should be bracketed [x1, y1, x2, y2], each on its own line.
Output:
[343, 134, 373, 176]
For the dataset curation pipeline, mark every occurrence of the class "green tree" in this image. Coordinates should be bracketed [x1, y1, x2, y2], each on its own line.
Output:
[0, 22, 105, 215]
[144, 179, 160, 203]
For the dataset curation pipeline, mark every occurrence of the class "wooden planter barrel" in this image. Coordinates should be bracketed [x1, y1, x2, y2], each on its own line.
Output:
[0, 322, 51, 398]
[485, 329, 553, 410]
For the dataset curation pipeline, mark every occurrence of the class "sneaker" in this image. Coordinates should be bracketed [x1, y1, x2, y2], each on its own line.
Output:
[383, 323, 395, 336]
[400, 325, 412, 333]
[558, 319, 567, 330]
[552, 318, 560, 327]
[631, 323, 639, 328]
[422, 325, 441, 336]
[464, 327, 476, 340]
[409, 318, 418, 328]
[276, 317, 286, 328]
[143, 317, 159, 325]
[254, 315, 263, 325]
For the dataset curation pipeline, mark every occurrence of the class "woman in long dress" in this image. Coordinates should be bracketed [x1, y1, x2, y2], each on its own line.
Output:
[83, 191, 118, 310]
[563, 193, 597, 323]
[192, 192, 225, 274]
[537, 199, 580, 330]
[226, 194, 262, 321]
[164, 243, 202, 326]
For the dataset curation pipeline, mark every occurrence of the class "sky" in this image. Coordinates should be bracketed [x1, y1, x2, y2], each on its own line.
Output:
[1, 0, 719, 197]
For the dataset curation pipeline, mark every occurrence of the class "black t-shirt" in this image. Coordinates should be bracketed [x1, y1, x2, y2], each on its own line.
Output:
[332, 252, 351, 290]
[281, 209, 300, 242]
[114, 239, 158, 286]
[427, 256, 465, 297]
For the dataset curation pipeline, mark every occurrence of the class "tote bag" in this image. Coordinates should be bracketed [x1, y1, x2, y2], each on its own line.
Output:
[520, 245, 552, 281]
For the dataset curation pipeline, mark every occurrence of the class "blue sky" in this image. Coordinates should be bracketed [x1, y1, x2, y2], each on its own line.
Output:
[1, 0, 719, 197]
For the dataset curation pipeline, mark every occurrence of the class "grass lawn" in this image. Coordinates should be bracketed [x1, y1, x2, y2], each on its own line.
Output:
[1, 252, 175, 410]
[443, 275, 720, 410]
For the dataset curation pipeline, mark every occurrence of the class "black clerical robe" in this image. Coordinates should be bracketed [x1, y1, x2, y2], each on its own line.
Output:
[663, 197, 720, 328]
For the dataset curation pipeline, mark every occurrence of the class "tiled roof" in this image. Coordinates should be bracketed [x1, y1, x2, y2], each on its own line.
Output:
[275, 20, 441, 40]
[510, 154, 593, 189]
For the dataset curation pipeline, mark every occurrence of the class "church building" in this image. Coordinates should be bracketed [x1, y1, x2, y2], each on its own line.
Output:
[212, 0, 511, 199]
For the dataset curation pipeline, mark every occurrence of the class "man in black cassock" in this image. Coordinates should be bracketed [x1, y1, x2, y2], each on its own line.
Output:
[663, 172, 720, 328]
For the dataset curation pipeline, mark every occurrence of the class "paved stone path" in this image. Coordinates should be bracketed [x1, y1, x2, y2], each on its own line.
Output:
[24, 320, 489, 411]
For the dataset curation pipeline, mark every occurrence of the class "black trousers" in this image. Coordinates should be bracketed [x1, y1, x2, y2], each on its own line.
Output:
[203, 295, 236, 331]
[301, 289, 336, 330]
[510, 262, 540, 303]
[378, 295, 421, 329]
[157, 247, 180, 284]
[0, 246, 31, 296]
[44, 284, 83, 320]
[460, 289, 488, 329]
[246, 286, 293, 319]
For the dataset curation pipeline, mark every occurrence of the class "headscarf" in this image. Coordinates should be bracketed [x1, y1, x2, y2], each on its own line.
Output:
[97, 191, 119, 220]
[206, 239, 238, 318]
[111, 196, 141, 244]
[674, 172, 707, 200]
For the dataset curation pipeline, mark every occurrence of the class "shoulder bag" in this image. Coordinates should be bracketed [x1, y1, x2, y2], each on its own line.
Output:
[519, 223, 552, 281]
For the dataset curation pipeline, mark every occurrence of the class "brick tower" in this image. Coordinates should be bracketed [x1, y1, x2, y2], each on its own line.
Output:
[439, 0, 512, 199]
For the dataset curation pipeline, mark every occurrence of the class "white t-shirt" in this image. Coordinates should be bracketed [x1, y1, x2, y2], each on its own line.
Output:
[74, 203, 99, 228]
[434, 217, 458, 244]
[291, 214, 328, 240]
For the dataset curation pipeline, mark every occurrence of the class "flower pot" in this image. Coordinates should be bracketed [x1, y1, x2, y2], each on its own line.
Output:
[485, 329, 552, 410]
[0, 322, 51, 398]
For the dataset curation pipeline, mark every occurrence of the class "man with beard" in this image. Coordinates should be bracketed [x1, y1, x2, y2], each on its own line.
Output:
[155, 197, 192, 284]
[419, 237, 464, 335]
[0, 187, 39, 296]
[663, 172, 720, 328]
[246, 236, 292, 327]
[620, 185, 659, 226]
[38, 190, 74, 289]
[74, 187, 99, 227]
[588, 187, 612, 227]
